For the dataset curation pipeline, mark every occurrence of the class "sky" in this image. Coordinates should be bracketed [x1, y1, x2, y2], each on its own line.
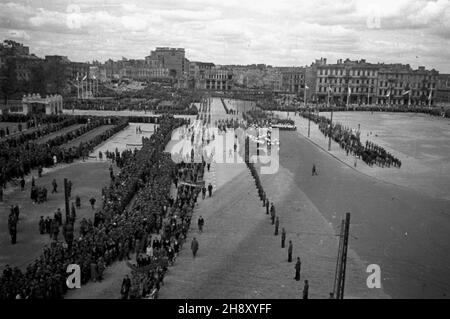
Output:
[1, 0, 450, 72]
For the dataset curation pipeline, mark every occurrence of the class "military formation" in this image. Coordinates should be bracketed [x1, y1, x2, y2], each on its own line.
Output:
[304, 112, 402, 168]
[0, 115, 187, 299]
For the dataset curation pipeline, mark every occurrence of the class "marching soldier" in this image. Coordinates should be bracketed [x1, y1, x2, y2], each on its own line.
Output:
[281, 228, 286, 248]
[266, 200, 270, 215]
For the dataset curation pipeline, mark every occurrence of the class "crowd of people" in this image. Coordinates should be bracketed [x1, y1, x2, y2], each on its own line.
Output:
[121, 161, 204, 299]
[303, 112, 401, 168]
[0, 116, 88, 143]
[243, 109, 295, 130]
[0, 116, 128, 188]
[0, 115, 187, 299]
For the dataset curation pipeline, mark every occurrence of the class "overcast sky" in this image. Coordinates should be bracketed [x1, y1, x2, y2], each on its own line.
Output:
[1, 0, 450, 72]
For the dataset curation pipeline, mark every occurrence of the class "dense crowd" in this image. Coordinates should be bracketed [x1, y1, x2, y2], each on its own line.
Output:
[121, 161, 204, 299]
[0, 115, 187, 299]
[0, 117, 128, 187]
[0, 117, 89, 144]
[303, 112, 402, 168]
[243, 109, 295, 130]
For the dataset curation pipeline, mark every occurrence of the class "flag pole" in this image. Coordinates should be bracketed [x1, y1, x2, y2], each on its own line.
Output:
[328, 86, 333, 151]
[304, 84, 307, 108]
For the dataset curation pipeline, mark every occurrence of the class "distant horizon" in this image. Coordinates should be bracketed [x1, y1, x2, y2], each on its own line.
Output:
[1, 0, 449, 72]
[4, 38, 446, 74]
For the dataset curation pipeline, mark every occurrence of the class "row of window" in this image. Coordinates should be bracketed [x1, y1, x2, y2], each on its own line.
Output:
[378, 81, 436, 89]
[318, 69, 377, 77]
[319, 78, 376, 85]
[317, 86, 374, 93]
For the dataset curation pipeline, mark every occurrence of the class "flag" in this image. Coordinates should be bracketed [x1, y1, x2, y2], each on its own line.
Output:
[386, 90, 390, 98]
[428, 89, 433, 100]
[92, 75, 96, 80]
[305, 85, 309, 89]
[402, 90, 411, 96]
[82, 75, 87, 81]
[347, 87, 351, 95]
[76, 72, 79, 81]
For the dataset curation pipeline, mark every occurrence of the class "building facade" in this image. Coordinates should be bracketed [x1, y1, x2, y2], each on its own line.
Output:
[279, 67, 305, 94]
[312, 58, 439, 106]
[436, 74, 450, 107]
[4, 93, 64, 115]
[147, 47, 187, 78]
[204, 68, 233, 91]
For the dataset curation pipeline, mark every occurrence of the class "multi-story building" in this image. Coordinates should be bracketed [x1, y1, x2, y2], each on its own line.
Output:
[315, 58, 379, 104]
[312, 58, 439, 106]
[147, 47, 187, 78]
[436, 74, 450, 107]
[278, 67, 305, 94]
[377, 65, 438, 105]
[1, 40, 42, 82]
[204, 67, 233, 91]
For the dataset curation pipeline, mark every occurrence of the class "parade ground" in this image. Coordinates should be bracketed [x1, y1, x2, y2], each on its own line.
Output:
[2, 99, 449, 299]
[0, 123, 154, 271]
[272, 109, 450, 298]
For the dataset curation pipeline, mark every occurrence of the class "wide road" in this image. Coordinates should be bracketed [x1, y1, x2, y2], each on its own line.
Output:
[272, 129, 450, 298]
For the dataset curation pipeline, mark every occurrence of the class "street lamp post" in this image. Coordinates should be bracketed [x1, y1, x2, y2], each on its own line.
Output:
[328, 86, 333, 152]
[308, 106, 311, 138]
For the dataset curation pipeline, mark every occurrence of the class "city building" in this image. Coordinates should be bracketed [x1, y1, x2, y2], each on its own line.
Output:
[147, 47, 188, 78]
[204, 67, 233, 91]
[278, 67, 306, 94]
[3, 93, 63, 115]
[312, 58, 438, 106]
[436, 74, 450, 107]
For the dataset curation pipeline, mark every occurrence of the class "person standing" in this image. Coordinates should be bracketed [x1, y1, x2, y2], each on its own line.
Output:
[274, 217, 280, 236]
[207, 183, 213, 197]
[198, 216, 204, 233]
[20, 177, 25, 191]
[295, 257, 301, 281]
[281, 228, 286, 248]
[201, 186, 206, 200]
[302, 280, 309, 299]
[288, 240, 293, 262]
[38, 216, 45, 234]
[266, 200, 269, 215]
[191, 237, 199, 258]
[270, 203, 276, 225]
[8, 213, 17, 244]
[89, 197, 96, 210]
[312, 164, 318, 176]
[52, 179, 58, 193]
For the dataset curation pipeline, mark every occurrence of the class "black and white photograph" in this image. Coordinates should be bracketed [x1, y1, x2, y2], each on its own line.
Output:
[0, 0, 450, 305]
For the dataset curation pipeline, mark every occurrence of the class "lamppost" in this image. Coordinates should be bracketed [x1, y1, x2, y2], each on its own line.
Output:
[328, 86, 333, 152]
